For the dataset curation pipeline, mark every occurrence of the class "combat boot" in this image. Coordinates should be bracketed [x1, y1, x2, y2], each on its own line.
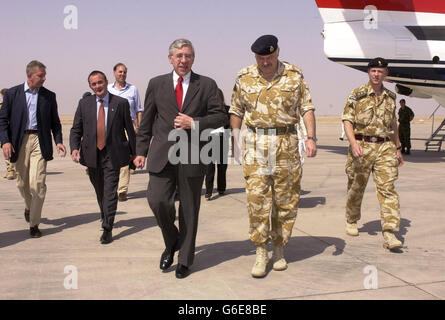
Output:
[346, 222, 359, 236]
[5, 170, 16, 180]
[383, 231, 402, 250]
[251, 245, 268, 278]
[272, 244, 287, 271]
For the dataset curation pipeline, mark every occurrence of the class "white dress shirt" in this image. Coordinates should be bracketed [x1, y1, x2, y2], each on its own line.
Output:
[107, 82, 142, 121]
[24, 82, 39, 130]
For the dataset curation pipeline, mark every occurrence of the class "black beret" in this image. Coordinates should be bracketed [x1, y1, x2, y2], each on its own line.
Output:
[251, 35, 278, 56]
[368, 57, 388, 68]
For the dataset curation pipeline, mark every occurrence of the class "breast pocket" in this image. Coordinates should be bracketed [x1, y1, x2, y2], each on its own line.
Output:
[240, 86, 259, 112]
[355, 103, 374, 127]
[383, 104, 395, 128]
[280, 84, 299, 111]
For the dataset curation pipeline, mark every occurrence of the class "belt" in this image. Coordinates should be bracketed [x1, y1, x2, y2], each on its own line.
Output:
[248, 125, 296, 135]
[24, 130, 38, 134]
[355, 134, 390, 143]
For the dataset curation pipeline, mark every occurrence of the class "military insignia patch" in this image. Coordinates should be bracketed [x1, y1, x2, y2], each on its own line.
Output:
[270, 46, 274, 53]
[355, 90, 367, 100]
[387, 90, 396, 100]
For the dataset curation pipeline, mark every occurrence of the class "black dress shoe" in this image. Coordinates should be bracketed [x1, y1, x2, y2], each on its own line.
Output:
[30, 225, 42, 238]
[24, 209, 30, 223]
[100, 230, 113, 244]
[175, 264, 190, 279]
[205, 193, 212, 200]
[160, 247, 175, 270]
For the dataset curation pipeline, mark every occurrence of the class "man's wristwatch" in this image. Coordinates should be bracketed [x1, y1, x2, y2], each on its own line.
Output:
[397, 146, 402, 150]
[307, 136, 318, 142]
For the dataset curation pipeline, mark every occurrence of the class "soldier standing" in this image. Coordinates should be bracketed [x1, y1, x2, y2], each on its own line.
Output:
[230, 35, 317, 278]
[397, 99, 415, 155]
[342, 57, 404, 250]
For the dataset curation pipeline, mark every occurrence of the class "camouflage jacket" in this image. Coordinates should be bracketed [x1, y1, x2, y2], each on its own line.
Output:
[342, 82, 397, 137]
[229, 61, 315, 128]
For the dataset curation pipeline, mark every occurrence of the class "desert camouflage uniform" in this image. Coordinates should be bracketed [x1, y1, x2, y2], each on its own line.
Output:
[0, 100, 16, 179]
[398, 106, 415, 150]
[230, 61, 315, 246]
[342, 82, 400, 232]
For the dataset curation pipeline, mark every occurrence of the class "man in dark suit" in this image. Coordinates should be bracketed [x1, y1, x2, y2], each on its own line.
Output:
[134, 39, 227, 278]
[70, 70, 136, 244]
[0, 60, 66, 238]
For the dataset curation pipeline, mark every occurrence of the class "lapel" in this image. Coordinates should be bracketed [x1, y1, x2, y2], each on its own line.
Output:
[87, 96, 97, 140]
[36, 87, 45, 126]
[18, 84, 28, 125]
[181, 71, 199, 113]
[106, 93, 117, 138]
[165, 72, 178, 109]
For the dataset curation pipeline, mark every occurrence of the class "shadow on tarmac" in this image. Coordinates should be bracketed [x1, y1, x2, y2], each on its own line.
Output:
[190, 235, 345, 273]
[0, 211, 157, 248]
[359, 218, 411, 244]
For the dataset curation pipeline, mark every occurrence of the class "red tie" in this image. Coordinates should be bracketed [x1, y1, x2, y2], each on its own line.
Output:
[97, 99, 106, 150]
[175, 77, 183, 110]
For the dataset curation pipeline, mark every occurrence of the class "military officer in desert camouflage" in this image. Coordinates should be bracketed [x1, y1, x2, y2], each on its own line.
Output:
[342, 57, 404, 251]
[230, 35, 317, 278]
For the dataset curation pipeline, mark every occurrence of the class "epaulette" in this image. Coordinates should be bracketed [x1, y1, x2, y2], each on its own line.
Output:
[237, 66, 253, 78]
[355, 89, 368, 100]
[386, 89, 396, 100]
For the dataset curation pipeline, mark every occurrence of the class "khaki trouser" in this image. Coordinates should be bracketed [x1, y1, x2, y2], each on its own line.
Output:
[117, 128, 135, 195]
[243, 131, 302, 246]
[118, 165, 130, 195]
[4, 159, 16, 175]
[15, 133, 47, 227]
[345, 140, 400, 231]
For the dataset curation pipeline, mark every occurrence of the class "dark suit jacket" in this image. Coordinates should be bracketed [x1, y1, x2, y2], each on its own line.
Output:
[69, 93, 136, 170]
[136, 71, 228, 177]
[0, 84, 63, 162]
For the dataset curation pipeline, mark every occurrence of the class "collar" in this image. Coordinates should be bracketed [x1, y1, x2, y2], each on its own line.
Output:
[111, 82, 130, 91]
[173, 71, 191, 83]
[256, 60, 285, 81]
[96, 93, 110, 104]
[24, 81, 39, 93]
[366, 82, 387, 97]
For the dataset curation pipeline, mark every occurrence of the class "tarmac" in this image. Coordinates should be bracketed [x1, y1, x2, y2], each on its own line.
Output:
[1, 117, 444, 300]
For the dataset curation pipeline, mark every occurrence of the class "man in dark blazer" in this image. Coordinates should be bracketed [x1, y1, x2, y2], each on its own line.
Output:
[134, 39, 227, 279]
[0, 60, 66, 238]
[70, 70, 136, 244]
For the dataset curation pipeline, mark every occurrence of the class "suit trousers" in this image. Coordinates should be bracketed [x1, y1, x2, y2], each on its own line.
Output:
[88, 148, 120, 232]
[15, 132, 47, 227]
[205, 134, 229, 194]
[148, 163, 204, 267]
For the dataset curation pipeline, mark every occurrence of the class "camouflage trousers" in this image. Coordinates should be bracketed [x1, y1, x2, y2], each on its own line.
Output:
[243, 131, 302, 246]
[398, 124, 411, 149]
[345, 140, 400, 231]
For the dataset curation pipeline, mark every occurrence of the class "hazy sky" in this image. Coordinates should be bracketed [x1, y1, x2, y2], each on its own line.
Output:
[0, 0, 442, 116]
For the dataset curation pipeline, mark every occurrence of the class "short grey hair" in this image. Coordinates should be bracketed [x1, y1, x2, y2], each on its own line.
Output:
[168, 39, 195, 57]
[26, 60, 46, 76]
